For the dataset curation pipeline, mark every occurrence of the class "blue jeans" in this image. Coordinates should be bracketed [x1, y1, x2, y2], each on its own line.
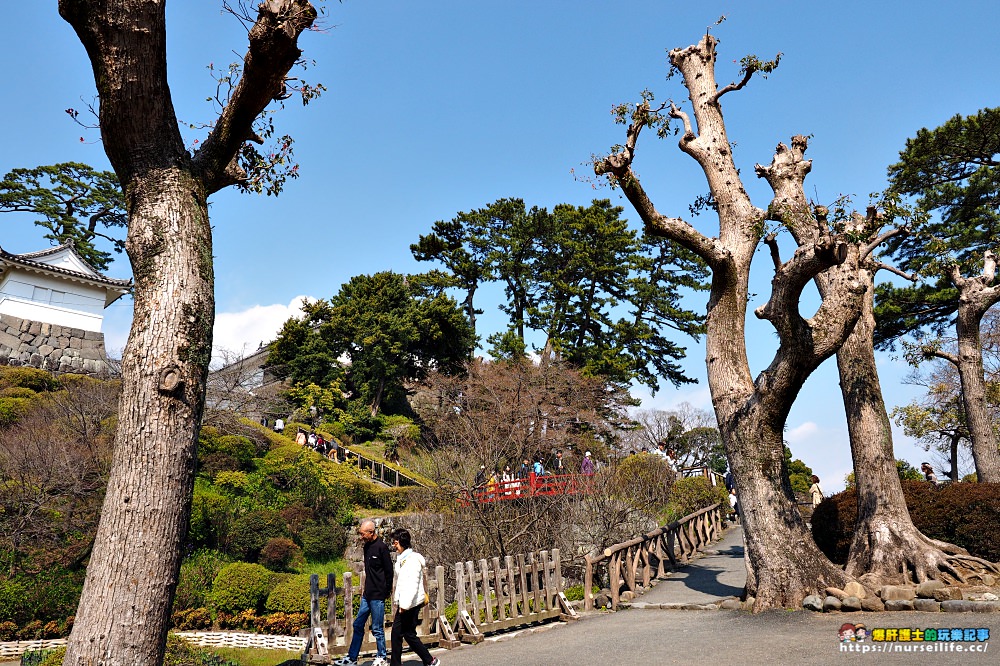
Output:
[348, 596, 386, 659]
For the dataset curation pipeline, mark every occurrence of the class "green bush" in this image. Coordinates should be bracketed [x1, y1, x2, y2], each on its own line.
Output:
[0, 396, 32, 427]
[259, 537, 304, 572]
[265, 574, 312, 614]
[255, 611, 310, 636]
[226, 509, 289, 561]
[812, 481, 1000, 564]
[17, 619, 44, 640]
[188, 484, 234, 551]
[0, 367, 60, 392]
[35, 647, 67, 666]
[0, 620, 16, 640]
[174, 549, 231, 612]
[299, 521, 348, 561]
[211, 562, 274, 614]
[171, 607, 213, 631]
[0, 386, 36, 399]
[0, 568, 83, 627]
[664, 476, 728, 523]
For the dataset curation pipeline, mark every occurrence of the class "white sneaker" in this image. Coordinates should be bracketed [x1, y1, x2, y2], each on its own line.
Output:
[372, 658, 389, 666]
[332, 658, 357, 666]
[428, 658, 441, 666]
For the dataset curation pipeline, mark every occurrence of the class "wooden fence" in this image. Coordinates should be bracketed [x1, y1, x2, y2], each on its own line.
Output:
[584, 502, 727, 611]
[303, 547, 577, 663]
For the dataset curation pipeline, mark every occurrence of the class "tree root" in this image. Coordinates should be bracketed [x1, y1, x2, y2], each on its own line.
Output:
[848, 521, 1000, 588]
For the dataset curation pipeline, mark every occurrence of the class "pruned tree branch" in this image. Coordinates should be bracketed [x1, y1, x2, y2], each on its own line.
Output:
[193, 0, 318, 194]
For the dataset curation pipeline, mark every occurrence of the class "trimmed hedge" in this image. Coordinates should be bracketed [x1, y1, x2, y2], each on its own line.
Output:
[210, 562, 274, 614]
[812, 480, 1000, 564]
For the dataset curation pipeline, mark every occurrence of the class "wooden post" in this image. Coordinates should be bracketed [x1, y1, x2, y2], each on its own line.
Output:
[505, 555, 519, 617]
[437, 564, 461, 649]
[584, 554, 594, 611]
[492, 556, 506, 623]
[466, 560, 481, 625]
[609, 552, 621, 609]
[343, 572, 354, 651]
[326, 573, 339, 643]
[478, 559, 494, 625]
[310, 574, 321, 630]
[516, 553, 530, 617]
[528, 552, 541, 613]
[538, 550, 551, 610]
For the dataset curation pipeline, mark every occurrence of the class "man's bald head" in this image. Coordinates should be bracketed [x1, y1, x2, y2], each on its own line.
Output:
[357, 519, 377, 543]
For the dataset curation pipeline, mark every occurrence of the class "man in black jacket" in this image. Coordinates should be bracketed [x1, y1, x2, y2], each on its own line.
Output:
[335, 519, 393, 666]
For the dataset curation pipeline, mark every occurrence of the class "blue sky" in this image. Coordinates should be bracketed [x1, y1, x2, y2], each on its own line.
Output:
[3, 1, 999, 490]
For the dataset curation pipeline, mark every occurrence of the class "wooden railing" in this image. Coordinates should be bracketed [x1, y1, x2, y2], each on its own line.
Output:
[303, 547, 577, 663]
[583, 502, 727, 611]
[334, 447, 429, 489]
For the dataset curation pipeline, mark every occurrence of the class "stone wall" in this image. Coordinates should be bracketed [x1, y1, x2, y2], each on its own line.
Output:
[0, 313, 111, 376]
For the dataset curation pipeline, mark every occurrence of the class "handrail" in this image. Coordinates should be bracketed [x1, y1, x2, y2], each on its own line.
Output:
[458, 472, 595, 505]
[584, 502, 727, 611]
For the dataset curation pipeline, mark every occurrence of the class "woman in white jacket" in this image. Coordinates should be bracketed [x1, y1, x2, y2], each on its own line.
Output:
[389, 528, 440, 666]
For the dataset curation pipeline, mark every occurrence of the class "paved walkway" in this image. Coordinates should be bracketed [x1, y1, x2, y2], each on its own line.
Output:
[636, 523, 746, 605]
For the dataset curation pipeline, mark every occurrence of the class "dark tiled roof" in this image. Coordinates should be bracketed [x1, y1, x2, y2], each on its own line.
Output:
[0, 242, 132, 290]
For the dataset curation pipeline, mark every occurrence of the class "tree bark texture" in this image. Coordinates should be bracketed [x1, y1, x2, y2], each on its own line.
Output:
[58, 1, 317, 664]
[837, 281, 970, 584]
[595, 34, 865, 610]
[952, 275, 1000, 482]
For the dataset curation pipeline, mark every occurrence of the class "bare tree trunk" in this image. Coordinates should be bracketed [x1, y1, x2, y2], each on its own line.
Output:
[838, 283, 970, 585]
[67, 172, 213, 666]
[58, 1, 318, 663]
[954, 293, 1000, 482]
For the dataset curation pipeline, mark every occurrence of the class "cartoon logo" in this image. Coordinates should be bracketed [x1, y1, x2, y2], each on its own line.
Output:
[854, 623, 867, 642]
[839, 623, 856, 643]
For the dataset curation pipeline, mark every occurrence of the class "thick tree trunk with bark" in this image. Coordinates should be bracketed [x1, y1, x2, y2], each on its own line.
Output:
[58, 1, 317, 663]
[838, 282, 975, 584]
[952, 275, 1000, 482]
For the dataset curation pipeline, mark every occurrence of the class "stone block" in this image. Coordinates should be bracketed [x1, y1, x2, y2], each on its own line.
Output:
[29, 353, 42, 367]
[823, 596, 842, 612]
[825, 587, 848, 600]
[38, 345, 54, 357]
[933, 587, 963, 602]
[916, 580, 946, 598]
[880, 585, 916, 601]
[0, 314, 21, 329]
[844, 582, 867, 599]
[28, 321, 41, 336]
[971, 601, 1000, 613]
[942, 600, 977, 613]
[884, 599, 914, 611]
[913, 599, 940, 612]
[720, 599, 742, 610]
[71, 328, 85, 339]
[69, 337, 82, 349]
[40, 322, 50, 336]
[0, 330, 20, 350]
[84, 330, 103, 341]
[802, 595, 823, 612]
[841, 596, 862, 612]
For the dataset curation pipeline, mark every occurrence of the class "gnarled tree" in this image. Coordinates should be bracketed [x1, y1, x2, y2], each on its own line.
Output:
[594, 34, 873, 610]
[57, 1, 320, 664]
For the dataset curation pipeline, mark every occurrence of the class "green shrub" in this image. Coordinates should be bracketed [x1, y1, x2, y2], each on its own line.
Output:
[0, 367, 60, 392]
[265, 574, 311, 614]
[0, 396, 32, 427]
[174, 549, 232, 612]
[299, 522, 348, 562]
[812, 481, 1000, 564]
[0, 620, 16, 640]
[562, 584, 600, 602]
[17, 619, 44, 640]
[211, 562, 274, 614]
[664, 476, 728, 523]
[255, 611, 309, 636]
[0, 568, 83, 627]
[189, 484, 234, 551]
[171, 607, 213, 631]
[226, 509, 289, 561]
[36, 647, 67, 666]
[0, 386, 36, 399]
[41, 620, 63, 639]
[259, 537, 304, 572]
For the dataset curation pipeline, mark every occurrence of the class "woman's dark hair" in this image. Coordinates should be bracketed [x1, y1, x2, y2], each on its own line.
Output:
[390, 528, 412, 550]
[811, 475, 820, 483]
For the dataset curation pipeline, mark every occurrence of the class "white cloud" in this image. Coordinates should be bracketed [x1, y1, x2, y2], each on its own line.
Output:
[786, 421, 820, 444]
[211, 296, 313, 361]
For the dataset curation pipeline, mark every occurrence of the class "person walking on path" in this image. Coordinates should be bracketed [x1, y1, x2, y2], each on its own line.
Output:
[389, 528, 441, 666]
[580, 451, 595, 475]
[335, 519, 393, 666]
[809, 475, 823, 507]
